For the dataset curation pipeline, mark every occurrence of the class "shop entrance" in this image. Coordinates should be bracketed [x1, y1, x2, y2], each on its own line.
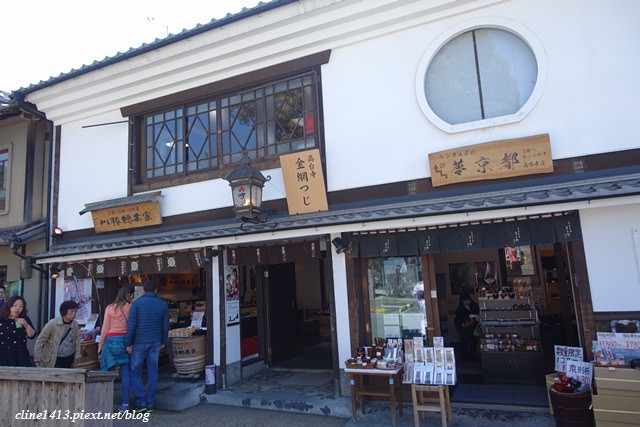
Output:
[436, 243, 580, 384]
[232, 241, 335, 374]
[347, 211, 588, 407]
[264, 259, 333, 370]
[266, 263, 297, 366]
[232, 241, 337, 398]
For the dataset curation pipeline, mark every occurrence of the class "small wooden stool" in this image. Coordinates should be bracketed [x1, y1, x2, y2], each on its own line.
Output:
[411, 384, 452, 427]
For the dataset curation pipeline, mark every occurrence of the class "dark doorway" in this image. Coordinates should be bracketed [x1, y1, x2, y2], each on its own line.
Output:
[267, 262, 297, 366]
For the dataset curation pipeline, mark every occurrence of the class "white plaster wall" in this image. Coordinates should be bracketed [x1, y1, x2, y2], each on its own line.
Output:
[212, 247, 221, 366]
[36, 0, 640, 229]
[56, 111, 129, 231]
[322, 0, 640, 190]
[331, 233, 351, 365]
[580, 204, 640, 312]
[222, 251, 241, 364]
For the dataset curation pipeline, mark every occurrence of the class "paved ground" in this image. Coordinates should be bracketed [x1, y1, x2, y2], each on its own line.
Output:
[113, 403, 346, 427]
[113, 402, 556, 427]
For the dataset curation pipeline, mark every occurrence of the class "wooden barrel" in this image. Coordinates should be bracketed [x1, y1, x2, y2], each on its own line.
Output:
[171, 335, 206, 375]
[549, 388, 594, 427]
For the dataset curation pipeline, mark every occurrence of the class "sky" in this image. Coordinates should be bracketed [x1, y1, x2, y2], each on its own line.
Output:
[1, 0, 263, 92]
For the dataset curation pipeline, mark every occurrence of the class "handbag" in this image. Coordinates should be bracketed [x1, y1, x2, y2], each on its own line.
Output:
[472, 323, 482, 338]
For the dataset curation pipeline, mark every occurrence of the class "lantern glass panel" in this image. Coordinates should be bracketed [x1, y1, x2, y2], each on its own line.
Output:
[251, 185, 263, 208]
[232, 183, 250, 209]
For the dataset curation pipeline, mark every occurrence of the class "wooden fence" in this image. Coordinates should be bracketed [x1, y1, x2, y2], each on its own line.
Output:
[0, 367, 118, 426]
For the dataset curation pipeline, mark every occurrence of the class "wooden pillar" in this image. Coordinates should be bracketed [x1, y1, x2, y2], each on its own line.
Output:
[345, 256, 365, 356]
[567, 240, 597, 361]
[422, 254, 441, 344]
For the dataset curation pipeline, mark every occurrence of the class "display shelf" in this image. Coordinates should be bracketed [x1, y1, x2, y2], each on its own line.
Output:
[479, 295, 543, 383]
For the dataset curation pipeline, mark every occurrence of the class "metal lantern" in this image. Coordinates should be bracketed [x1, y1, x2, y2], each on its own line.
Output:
[223, 155, 270, 220]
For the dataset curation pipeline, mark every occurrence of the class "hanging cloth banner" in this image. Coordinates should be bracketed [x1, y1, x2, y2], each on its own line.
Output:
[69, 249, 207, 278]
[344, 212, 581, 258]
[378, 234, 398, 257]
[226, 240, 321, 265]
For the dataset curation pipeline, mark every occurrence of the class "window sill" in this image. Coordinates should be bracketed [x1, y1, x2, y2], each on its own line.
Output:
[132, 157, 283, 193]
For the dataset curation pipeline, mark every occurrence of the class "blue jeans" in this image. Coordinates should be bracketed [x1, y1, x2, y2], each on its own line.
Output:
[119, 363, 131, 406]
[130, 342, 161, 409]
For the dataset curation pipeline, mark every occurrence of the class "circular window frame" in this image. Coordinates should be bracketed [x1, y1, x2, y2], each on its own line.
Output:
[415, 17, 547, 134]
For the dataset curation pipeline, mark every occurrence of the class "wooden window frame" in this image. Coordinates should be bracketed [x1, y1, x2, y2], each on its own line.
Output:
[0, 146, 11, 215]
[124, 51, 331, 194]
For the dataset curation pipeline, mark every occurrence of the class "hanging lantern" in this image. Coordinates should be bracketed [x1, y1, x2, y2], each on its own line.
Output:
[223, 154, 270, 220]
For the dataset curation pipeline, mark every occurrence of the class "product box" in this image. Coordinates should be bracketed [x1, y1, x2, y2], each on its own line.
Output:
[592, 395, 640, 426]
[424, 347, 435, 364]
[413, 364, 425, 384]
[594, 367, 640, 398]
[414, 337, 424, 363]
[403, 362, 415, 384]
[423, 363, 435, 385]
[405, 339, 415, 363]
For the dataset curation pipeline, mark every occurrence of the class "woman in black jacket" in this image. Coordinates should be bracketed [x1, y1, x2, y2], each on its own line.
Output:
[454, 292, 480, 361]
[0, 296, 37, 366]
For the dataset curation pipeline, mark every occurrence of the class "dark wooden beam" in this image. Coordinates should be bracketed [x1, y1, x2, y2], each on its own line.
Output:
[567, 240, 598, 361]
[345, 255, 360, 357]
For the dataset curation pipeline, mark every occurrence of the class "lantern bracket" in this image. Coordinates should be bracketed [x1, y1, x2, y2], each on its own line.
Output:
[239, 214, 277, 231]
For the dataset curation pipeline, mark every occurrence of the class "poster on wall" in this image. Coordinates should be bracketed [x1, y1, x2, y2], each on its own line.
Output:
[5, 280, 22, 298]
[225, 266, 240, 326]
[449, 263, 475, 295]
[64, 277, 93, 324]
[473, 261, 498, 292]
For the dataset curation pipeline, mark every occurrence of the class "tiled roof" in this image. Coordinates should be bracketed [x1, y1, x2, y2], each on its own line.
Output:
[33, 167, 640, 260]
[14, 0, 296, 96]
[79, 191, 163, 215]
[0, 222, 47, 246]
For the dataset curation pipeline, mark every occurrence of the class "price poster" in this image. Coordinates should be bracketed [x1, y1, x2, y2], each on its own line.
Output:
[555, 345, 583, 373]
[566, 360, 593, 388]
[225, 266, 240, 326]
[597, 332, 640, 351]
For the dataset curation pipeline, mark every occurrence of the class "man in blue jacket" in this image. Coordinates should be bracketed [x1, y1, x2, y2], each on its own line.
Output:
[125, 280, 169, 413]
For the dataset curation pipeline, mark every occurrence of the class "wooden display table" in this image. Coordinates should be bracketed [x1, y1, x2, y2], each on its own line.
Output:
[411, 384, 452, 427]
[345, 365, 404, 426]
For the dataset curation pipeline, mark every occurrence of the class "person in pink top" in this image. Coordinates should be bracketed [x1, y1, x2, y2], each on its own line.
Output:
[100, 285, 134, 412]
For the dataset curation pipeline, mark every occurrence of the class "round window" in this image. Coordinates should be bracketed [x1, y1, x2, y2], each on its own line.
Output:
[418, 23, 543, 133]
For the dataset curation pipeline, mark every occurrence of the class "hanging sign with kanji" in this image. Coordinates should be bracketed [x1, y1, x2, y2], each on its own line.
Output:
[428, 134, 554, 187]
[280, 148, 329, 215]
[91, 202, 162, 233]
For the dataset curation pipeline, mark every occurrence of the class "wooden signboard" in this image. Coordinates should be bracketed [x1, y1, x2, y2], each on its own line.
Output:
[280, 148, 329, 215]
[428, 134, 553, 187]
[91, 201, 162, 233]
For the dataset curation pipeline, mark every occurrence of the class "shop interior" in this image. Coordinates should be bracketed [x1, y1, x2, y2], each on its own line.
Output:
[97, 268, 208, 368]
[365, 242, 580, 406]
[239, 258, 333, 371]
